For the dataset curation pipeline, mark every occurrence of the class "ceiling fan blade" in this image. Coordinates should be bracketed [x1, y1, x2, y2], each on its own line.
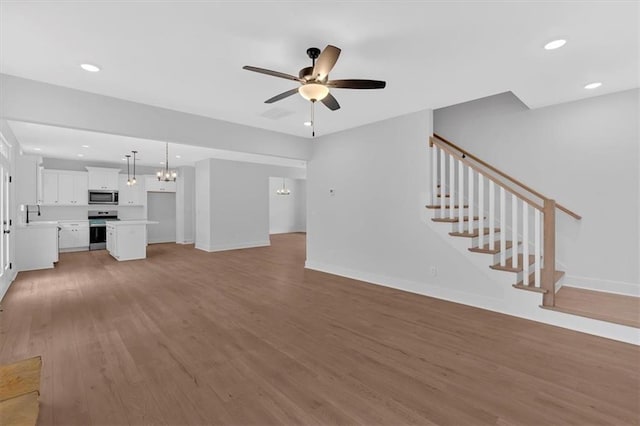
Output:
[327, 79, 386, 89]
[265, 88, 300, 104]
[320, 93, 340, 111]
[242, 65, 301, 82]
[312, 45, 341, 80]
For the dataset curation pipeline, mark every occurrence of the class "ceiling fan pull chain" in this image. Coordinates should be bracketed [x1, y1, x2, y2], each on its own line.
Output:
[311, 101, 315, 137]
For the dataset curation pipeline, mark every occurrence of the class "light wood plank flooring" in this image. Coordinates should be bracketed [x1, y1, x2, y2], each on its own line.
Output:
[552, 286, 640, 328]
[1, 233, 638, 425]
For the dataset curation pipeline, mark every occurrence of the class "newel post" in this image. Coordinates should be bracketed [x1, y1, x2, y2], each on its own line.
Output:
[542, 199, 556, 306]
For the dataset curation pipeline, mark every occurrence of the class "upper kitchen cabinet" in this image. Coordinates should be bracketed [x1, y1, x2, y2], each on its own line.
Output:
[15, 153, 42, 206]
[145, 176, 176, 193]
[41, 170, 88, 205]
[86, 167, 120, 190]
[118, 174, 145, 205]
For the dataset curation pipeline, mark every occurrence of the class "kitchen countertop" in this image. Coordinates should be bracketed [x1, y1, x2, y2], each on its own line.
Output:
[107, 220, 159, 226]
[16, 221, 59, 229]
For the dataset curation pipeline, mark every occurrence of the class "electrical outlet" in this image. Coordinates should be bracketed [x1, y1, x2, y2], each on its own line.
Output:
[329, 189, 335, 196]
[430, 266, 438, 277]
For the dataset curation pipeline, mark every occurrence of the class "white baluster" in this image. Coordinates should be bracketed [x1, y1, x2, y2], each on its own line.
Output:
[458, 160, 464, 232]
[478, 174, 484, 248]
[489, 181, 495, 250]
[468, 166, 474, 233]
[534, 209, 541, 287]
[500, 187, 506, 266]
[440, 149, 446, 212]
[522, 202, 529, 286]
[432, 146, 438, 206]
[512, 193, 518, 270]
[449, 155, 455, 219]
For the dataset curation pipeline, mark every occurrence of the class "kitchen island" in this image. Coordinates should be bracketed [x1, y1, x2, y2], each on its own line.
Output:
[106, 220, 159, 261]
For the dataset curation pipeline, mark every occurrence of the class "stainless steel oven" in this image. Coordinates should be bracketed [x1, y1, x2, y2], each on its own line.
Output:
[89, 210, 118, 250]
[88, 190, 119, 205]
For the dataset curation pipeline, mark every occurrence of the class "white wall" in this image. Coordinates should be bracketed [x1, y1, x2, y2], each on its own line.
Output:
[269, 177, 306, 234]
[176, 166, 195, 243]
[434, 89, 639, 291]
[195, 158, 305, 252]
[305, 109, 638, 344]
[194, 160, 211, 250]
[0, 74, 311, 160]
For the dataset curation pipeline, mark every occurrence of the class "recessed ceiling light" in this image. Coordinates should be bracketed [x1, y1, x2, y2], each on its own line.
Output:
[160, 161, 165, 165]
[80, 63, 100, 72]
[544, 39, 566, 50]
[77, 154, 84, 157]
[81, 145, 90, 148]
[303, 121, 312, 127]
[33, 147, 42, 151]
[175, 155, 181, 159]
[584, 82, 602, 90]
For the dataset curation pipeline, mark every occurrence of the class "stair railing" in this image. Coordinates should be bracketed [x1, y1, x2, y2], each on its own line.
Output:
[429, 134, 581, 306]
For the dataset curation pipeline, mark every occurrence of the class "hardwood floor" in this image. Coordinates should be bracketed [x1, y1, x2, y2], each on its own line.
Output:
[552, 286, 640, 328]
[1, 233, 638, 425]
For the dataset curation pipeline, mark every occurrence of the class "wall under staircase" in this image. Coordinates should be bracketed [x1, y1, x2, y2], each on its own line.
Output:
[306, 107, 638, 345]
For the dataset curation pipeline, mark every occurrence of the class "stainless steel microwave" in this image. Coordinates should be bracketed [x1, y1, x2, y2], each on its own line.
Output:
[88, 190, 119, 205]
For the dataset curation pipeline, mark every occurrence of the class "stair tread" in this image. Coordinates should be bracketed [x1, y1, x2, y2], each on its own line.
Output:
[490, 254, 536, 273]
[515, 270, 565, 287]
[432, 216, 482, 223]
[449, 228, 500, 238]
[512, 284, 548, 294]
[425, 204, 469, 209]
[469, 241, 516, 254]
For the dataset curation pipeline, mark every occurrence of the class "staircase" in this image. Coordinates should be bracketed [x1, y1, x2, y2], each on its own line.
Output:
[427, 133, 582, 309]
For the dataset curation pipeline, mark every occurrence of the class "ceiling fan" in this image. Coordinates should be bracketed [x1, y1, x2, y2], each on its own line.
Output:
[242, 45, 386, 112]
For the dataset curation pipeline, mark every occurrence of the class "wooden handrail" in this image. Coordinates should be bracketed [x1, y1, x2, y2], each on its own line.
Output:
[433, 137, 544, 211]
[432, 133, 582, 220]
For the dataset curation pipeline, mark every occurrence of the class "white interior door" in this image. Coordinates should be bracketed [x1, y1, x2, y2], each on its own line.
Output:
[0, 134, 13, 293]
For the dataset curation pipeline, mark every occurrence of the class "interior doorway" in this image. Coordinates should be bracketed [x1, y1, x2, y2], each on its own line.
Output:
[147, 192, 176, 243]
[268, 177, 306, 234]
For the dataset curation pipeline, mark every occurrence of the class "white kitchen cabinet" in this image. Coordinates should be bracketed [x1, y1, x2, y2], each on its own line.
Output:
[145, 176, 176, 193]
[15, 222, 59, 271]
[59, 221, 89, 252]
[118, 175, 145, 205]
[15, 154, 42, 206]
[41, 170, 88, 205]
[86, 167, 120, 190]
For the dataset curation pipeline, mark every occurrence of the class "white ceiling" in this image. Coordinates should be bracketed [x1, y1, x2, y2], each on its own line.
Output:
[7, 120, 307, 169]
[0, 1, 638, 139]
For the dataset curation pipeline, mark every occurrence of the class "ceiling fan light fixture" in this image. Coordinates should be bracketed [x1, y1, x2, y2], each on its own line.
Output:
[298, 84, 329, 102]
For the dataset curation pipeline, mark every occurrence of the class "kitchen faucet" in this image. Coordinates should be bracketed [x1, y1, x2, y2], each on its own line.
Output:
[25, 204, 41, 224]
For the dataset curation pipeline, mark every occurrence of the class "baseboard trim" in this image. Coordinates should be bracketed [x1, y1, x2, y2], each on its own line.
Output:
[304, 260, 503, 311]
[564, 275, 640, 297]
[196, 240, 271, 253]
[176, 240, 194, 245]
[0, 270, 18, 303]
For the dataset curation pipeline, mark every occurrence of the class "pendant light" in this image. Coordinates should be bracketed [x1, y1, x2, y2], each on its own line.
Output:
[276, 177, 290, 195]
[125, 154, 132, 186]
[157, 142, 177, 182]
[131, 150, 138, 185]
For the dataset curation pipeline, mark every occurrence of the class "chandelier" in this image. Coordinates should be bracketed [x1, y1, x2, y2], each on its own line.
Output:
[276, 177, 290, 195]
[157, 142, 177, 182]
